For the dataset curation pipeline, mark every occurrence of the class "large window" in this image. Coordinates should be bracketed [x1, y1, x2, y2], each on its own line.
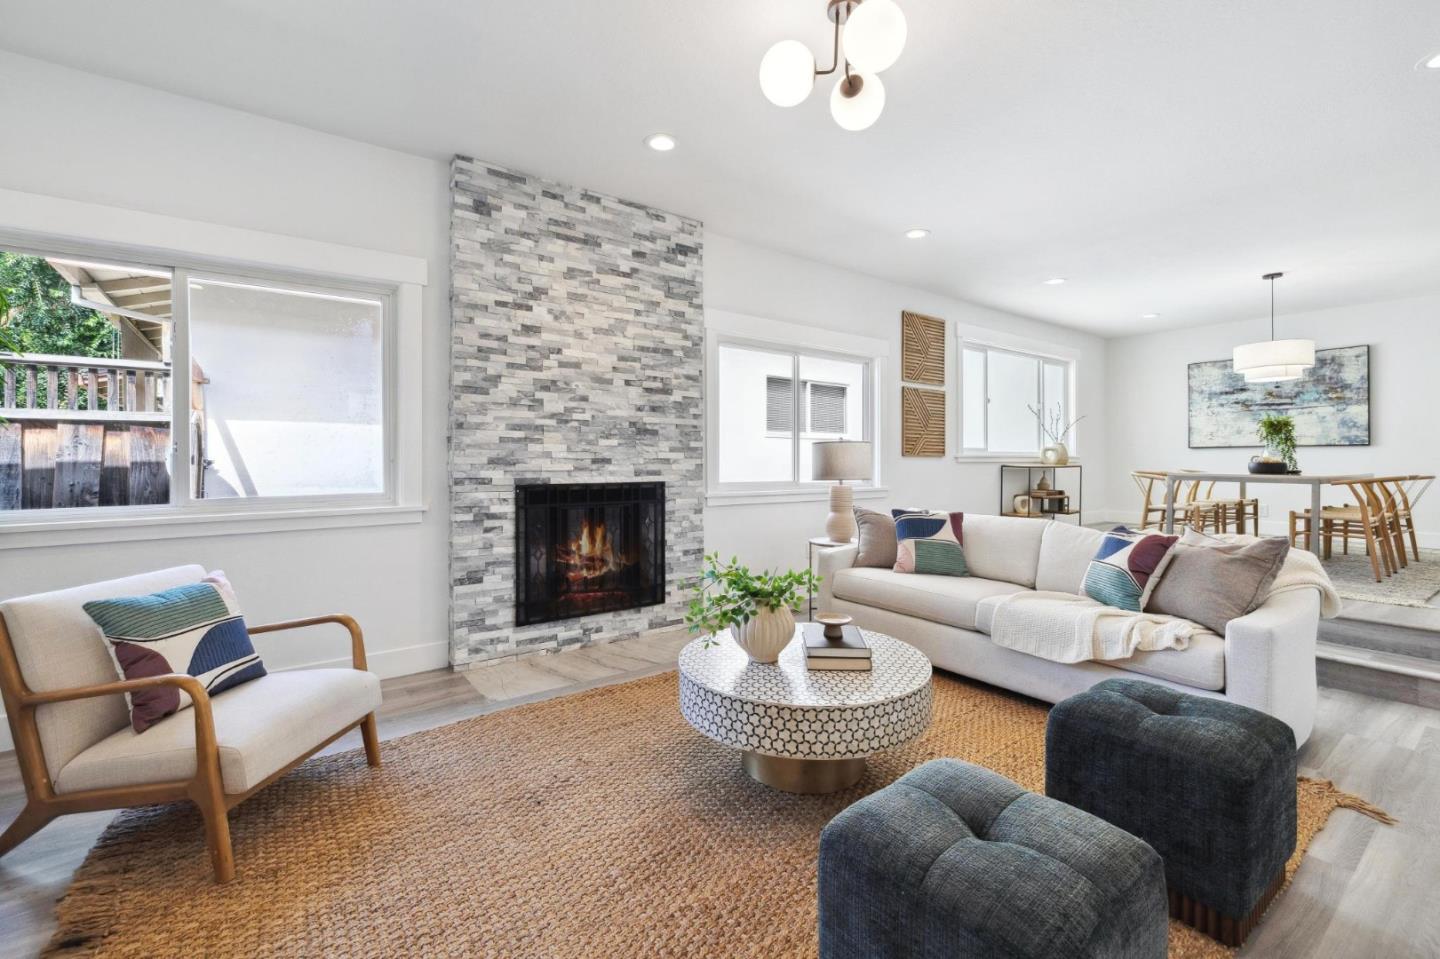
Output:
[714, 339, 874, 490]
[0, 238, 392, 518]
[959, 343, 1073, 455]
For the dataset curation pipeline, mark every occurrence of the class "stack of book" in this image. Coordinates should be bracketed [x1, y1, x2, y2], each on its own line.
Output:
[802, 623, 872, 671]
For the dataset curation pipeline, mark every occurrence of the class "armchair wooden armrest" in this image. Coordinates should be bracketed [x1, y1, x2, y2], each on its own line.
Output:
[248, 614, 369, 670]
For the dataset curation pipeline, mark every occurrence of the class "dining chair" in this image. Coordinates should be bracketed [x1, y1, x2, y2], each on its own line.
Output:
[1291, 479, 1397, 582]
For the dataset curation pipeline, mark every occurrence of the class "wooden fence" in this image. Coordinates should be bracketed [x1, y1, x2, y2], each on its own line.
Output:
[0, 421, 170, 510]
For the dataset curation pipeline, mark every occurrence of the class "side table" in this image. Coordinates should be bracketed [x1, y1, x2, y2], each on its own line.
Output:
[808, 536, 849, 621]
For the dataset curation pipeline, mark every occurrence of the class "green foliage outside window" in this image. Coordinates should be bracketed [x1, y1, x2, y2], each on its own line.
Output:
[0, 252, 118, 358]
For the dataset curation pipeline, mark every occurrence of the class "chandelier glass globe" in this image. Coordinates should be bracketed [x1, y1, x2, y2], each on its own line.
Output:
[830, 72, 885, 131]
[843, 0, 908, 74]
[759, 40, 816, 107]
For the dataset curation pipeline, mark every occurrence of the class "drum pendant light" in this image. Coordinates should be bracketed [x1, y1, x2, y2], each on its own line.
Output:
[1233, 272, 1315, 383]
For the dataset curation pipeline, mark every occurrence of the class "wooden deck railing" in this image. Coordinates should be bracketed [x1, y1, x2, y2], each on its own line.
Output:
[0, 353, 170, 423]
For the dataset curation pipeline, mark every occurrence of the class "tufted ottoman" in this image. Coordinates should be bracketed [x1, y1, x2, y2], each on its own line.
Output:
[1046, 678, 1297, 947]
[818, 759, 1168, 959]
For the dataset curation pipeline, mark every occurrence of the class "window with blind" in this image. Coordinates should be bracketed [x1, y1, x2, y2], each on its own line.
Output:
[714, 341, 873, 489]
[764, 377, 848, 435]
[959, 343, 1074, 455]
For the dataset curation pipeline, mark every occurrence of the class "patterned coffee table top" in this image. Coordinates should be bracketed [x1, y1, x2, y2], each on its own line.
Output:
[678, 629, 932, 708]
[678, 628, 934, 761]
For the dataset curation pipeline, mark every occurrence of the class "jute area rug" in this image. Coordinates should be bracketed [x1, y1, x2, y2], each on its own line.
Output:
[46, 671, 1389, 959]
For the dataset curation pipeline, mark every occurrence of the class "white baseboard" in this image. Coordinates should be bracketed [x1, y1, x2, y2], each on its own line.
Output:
[0, 641, 451, 755]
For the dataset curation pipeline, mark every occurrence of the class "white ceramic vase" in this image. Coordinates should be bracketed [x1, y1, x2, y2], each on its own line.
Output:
[1041, 442, 1070, 466]
[733, 606, 796, 663]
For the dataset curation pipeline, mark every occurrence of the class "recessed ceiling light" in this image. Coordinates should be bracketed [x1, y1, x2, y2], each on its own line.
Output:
[1042, 277, 1067, 285]
[1142, 313, 1160, 319]
[904, 228, 930, 239]
[1425, 51, 1440, 69]
[644, 133, 677, 152]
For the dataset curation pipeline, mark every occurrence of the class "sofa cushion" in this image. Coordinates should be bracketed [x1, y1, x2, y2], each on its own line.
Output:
[1081, 528, 1178, 611]
[54, 668, 382, 796]
[893, 510, 968, 576]
[1110, 633, 1226, 691]
[972, 593, 1225, 691]
[831, 567, 1027, 631]
[959, 514, 1047, 587]
[0, 566, 209, 784]
[1035, 522, 1108, 593]
[1146, 531, 1289, 634]
[853, 508, 899, 568]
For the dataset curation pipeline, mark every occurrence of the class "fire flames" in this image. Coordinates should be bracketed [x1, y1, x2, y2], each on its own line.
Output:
[556, 519, 627, 583]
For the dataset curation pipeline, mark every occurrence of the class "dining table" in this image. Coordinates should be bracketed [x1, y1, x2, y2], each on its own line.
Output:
[1161, 472, 1373, 557]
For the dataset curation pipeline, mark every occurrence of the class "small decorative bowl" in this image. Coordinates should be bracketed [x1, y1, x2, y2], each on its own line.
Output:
[815, 612, 853, 641]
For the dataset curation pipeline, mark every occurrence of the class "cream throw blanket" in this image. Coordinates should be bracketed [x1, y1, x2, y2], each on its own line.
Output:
[985, 544, 1341, 664]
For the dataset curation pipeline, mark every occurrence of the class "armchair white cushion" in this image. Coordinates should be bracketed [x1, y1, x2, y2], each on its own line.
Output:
[56, 669, 381, 794]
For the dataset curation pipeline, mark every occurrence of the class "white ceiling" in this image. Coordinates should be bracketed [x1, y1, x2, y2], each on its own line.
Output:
[3, 0, 1439, 337]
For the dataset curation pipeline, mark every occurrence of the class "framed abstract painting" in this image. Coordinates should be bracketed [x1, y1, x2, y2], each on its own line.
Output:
[1188, 345, 1370, 448]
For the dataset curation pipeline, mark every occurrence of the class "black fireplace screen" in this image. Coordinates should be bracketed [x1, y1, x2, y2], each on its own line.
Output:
[515, 482, 665, 627]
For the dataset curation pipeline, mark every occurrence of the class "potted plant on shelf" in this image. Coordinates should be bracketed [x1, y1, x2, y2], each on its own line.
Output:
[1026, 402, 1086, 465]
[685, 553, 820, 663]
[1252, 413, 1299, 474]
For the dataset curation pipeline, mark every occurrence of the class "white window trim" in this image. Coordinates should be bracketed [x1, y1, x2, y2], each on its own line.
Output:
[704, 310, 889, 507]
[0, 189, 426, 548]
[954, 323, 1080, 463]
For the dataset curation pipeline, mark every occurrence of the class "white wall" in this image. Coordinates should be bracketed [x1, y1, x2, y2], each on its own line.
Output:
[1104, 292, 1440, 542]
[703, 232, 1110, 574]
[192, 282, 384, 498]
[0, 52, 453, 747]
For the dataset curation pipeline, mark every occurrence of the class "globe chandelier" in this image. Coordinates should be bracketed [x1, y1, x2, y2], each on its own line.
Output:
[759, 0, 907, 131]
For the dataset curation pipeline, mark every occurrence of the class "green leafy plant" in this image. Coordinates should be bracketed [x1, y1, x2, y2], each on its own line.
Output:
[1257, 413, 1298, 472]
[685, 553, 820, 647]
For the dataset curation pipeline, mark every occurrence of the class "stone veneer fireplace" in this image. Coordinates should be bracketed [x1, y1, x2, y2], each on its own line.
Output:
[448, 157, 704, 667]
[514, 482, 666, 627]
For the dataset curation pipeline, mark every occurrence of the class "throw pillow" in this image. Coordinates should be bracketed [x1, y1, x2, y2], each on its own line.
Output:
[83, 571, 267, 733]
[852, 508, 899, 569]
[1146, 532, 1289, 634]
[893, 509, 968, 577]
[1081, 526, 1179, 611]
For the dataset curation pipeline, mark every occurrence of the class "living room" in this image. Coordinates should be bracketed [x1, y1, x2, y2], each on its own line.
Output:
[1, 2, 1437, 956]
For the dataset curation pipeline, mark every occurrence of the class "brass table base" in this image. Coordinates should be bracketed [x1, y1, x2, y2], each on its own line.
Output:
[741, 751, 866, 794]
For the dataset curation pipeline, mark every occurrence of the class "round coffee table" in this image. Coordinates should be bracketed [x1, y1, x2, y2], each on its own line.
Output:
[677, 627, 933, 793]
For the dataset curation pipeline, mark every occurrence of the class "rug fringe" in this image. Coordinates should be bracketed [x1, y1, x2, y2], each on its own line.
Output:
[1299, 776, 1398, 825]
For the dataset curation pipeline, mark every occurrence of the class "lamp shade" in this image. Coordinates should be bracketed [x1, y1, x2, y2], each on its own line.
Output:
[812, 440, 874, 481]
[1243, 365, 1307, 383]
[829, 72, 885, 131]
[1232, 338, 1315, 375]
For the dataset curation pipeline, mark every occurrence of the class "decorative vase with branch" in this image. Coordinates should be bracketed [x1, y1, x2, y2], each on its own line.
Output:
[1256, 413, 1299, 473]
[685, 553, 819, 663]
[1026, 402, 1086, 465]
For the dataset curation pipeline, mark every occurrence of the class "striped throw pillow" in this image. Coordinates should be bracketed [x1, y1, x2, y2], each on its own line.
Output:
[1081, 528, 1178, 611]
[893, 509, 968, 577]
[83, 572, 266, 733]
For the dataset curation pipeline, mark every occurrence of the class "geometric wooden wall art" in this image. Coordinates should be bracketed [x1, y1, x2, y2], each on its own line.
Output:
[900, 310, 946, 386]
[901, 387, 946, 457]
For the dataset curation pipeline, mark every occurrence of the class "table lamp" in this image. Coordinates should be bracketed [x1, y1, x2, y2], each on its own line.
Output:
[812, 440, 874, 543]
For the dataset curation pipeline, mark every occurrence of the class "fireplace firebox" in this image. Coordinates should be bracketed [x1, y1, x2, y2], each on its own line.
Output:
[514, 482, 666, 627]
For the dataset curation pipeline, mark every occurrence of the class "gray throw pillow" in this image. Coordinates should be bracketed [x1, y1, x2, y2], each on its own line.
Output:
[1145, 535, 1289, 635]
[853, 508, 898, 569]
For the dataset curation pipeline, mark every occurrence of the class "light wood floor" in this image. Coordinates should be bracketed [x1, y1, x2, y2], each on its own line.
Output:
[3, 632, 1439, 959]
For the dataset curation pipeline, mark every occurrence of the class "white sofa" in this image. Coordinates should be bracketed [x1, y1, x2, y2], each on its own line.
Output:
[816, 515, 1318, 746]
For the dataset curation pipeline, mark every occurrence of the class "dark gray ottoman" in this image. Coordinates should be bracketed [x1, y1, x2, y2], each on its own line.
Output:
[818, 759, 1168, 959]
[1046, 678, 1297, 947]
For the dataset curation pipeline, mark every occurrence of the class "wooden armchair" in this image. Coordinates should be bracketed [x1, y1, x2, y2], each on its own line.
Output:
[0, 566, 381, 882]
